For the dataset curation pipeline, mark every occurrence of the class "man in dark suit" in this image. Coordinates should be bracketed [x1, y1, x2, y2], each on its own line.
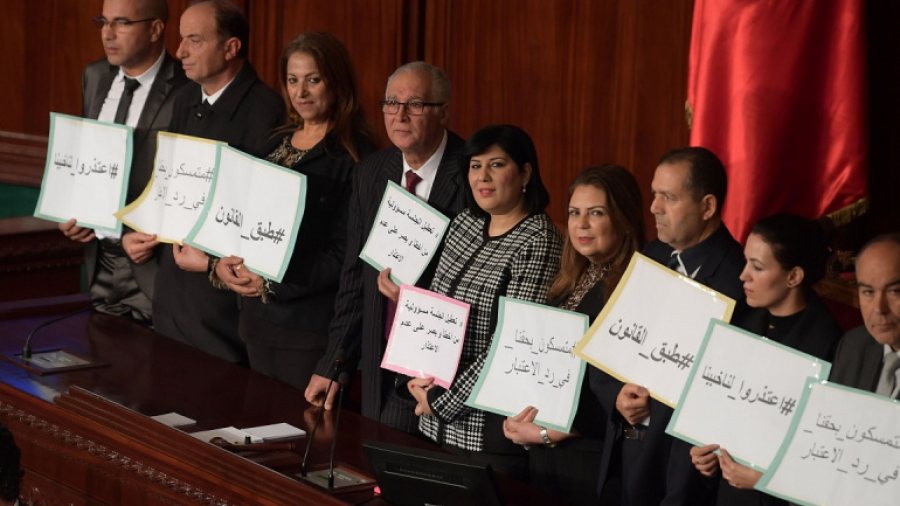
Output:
[596, 147, 746, 505]
[305, 62, 466, 434]
[831, 234, 900, 395]
[59, 0, 187, 324]
[151, 0, 283, 363]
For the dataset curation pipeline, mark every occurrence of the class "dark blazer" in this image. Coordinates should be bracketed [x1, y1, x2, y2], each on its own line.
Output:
[81, 52, 188, 298]
[596, 224, 746, 506]
[152, 62, 284, 363]
[316, 132, 466, 423]
[830, 326, 883, 392]
[245, 133, 377, 344]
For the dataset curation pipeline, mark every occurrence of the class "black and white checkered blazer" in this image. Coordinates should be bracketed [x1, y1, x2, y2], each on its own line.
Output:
[420, 209, 562, 451]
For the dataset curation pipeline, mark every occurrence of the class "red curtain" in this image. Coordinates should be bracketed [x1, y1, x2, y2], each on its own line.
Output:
[688, 0, 868, 243]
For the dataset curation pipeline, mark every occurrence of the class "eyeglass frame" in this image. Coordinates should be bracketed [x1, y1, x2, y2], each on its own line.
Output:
[91, 16, 156, 31]
[379, 99, 445, 116]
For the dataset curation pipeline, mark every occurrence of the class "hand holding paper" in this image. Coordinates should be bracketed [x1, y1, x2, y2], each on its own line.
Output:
[616, 384, 651, 425]
[58, 218, 96, 243]
[408, 377, 435, 416]
[122, 231, 159, 263]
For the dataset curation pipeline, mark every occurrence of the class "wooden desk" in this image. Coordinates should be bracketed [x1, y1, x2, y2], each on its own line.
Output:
[0, 298, 562, 506]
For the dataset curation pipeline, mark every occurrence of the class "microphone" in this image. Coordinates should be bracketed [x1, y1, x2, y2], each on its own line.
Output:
[21, 305, 93, 360]
[300, 349, 345, 477]
[327, 371, 351, 489]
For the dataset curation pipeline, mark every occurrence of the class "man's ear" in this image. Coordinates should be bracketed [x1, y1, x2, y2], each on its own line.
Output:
[700, 194, 717, 221]
[149, 19, 165, 43]
[223, 37, 241, 61]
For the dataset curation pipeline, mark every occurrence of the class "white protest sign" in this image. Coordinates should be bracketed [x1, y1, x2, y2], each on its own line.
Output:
[758, 380, 900, 506]
[574, 253, 736, 406]
[116, 132, 218, 243]
[359, 181, 450, 285]
[667, 320, 831, 470]
[35, 113, 132, 233]
[183, 144, 306, 282]
[381, 285, 470, 389]
[466, 297, 588, 433]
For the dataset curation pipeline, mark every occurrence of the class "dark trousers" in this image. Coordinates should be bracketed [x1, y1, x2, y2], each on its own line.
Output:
[92, 239, 152, 324]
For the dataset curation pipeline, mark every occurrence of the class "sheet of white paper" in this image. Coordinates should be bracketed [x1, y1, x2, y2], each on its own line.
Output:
[574, 253, 735, 407]
[359, 181, 450, 285]
[758, 381, 900, 506]
[184, 144, 306, 282]
[35, 113, 132, 233]
[150, 412, 197, 428]
[241, 422, 306, 441]
[190, 427, 263, 445]
[466, 297, 589, 433]
[667, 320, 831, 470]
[381, 285, 470, 389]
[116, 132, 218, 243]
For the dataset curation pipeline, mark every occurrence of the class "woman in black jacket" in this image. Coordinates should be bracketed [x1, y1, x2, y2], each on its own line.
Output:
[690, 213, 843, 506]
[213, 31, 375, 387]
[502, 164, 646, 505]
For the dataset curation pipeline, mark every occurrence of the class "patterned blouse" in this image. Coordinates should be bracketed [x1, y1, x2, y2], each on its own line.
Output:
[420, 209, 562, 451]
[266, 133, 310, 167]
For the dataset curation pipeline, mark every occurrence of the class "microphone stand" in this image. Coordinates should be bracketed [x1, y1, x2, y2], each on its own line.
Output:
[328, 372, 350, 489]
[300, 349, 345, 477]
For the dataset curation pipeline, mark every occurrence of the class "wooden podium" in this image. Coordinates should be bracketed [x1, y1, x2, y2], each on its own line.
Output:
[0, 296, 562, 506]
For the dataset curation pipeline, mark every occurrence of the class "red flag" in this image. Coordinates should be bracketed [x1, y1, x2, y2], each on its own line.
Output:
[688, 0, 868, 242]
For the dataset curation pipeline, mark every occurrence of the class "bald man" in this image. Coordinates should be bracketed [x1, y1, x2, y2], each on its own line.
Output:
[59, 0, 188, 324]
[830, 233, 900, 395]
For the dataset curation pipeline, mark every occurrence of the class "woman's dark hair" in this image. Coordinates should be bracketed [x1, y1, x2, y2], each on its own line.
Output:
[275, 31, 374, 161]
[751, 213, 828, 289]
[460, 125, 550, 219]
[548, 165, 646, 301]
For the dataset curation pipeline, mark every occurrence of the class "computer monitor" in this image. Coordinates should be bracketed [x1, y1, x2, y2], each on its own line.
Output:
[363, 440, 505, 506]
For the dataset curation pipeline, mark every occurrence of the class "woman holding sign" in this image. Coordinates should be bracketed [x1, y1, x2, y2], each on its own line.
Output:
[379, 125, 562, 480]
[213, 32, 375, 388]
[689, 213, 843, 506]
[501, 165, 645, 505]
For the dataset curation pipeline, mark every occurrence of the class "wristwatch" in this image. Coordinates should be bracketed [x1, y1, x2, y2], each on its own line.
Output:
[539, 427, 557, 448]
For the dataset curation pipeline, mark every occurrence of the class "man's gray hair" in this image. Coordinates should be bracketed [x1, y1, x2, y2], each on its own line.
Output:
[387, 62, 451, 104]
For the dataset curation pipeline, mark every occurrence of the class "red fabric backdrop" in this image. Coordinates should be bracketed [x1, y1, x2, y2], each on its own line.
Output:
[688, 0, 869, 243]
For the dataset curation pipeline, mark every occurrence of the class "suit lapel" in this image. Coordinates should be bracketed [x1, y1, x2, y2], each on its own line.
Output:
[862, 341, 886, 392]
[87, 67, 117, 120]
[383, 148, 403, 185]
[426, 132, 461, 214]
[133, 54, 175, 151]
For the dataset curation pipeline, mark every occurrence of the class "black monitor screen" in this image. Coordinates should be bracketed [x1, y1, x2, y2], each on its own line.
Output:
[363, 440, 505, 506]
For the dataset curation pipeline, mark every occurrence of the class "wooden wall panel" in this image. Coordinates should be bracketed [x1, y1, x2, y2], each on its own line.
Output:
[428, 0, 693, 228]
[247, 0, 413, 148]
[0, 0, 694, 233]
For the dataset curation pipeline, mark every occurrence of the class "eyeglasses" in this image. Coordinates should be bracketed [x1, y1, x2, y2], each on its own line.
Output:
[91, 16, 155, 31]
[380, 99, 444, 116]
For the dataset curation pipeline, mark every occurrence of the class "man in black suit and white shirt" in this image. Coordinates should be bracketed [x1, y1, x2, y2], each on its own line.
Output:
[59, 0, 187, 324]
[305, 62, 466, 434]
[830, 234, 900, 396]
[151, 0, 283, 363]
[597, 147, 746, 505]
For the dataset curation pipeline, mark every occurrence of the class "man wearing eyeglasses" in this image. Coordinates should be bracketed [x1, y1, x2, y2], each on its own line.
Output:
[59, 0, 188, 324]
[305, 62, 466, 434]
